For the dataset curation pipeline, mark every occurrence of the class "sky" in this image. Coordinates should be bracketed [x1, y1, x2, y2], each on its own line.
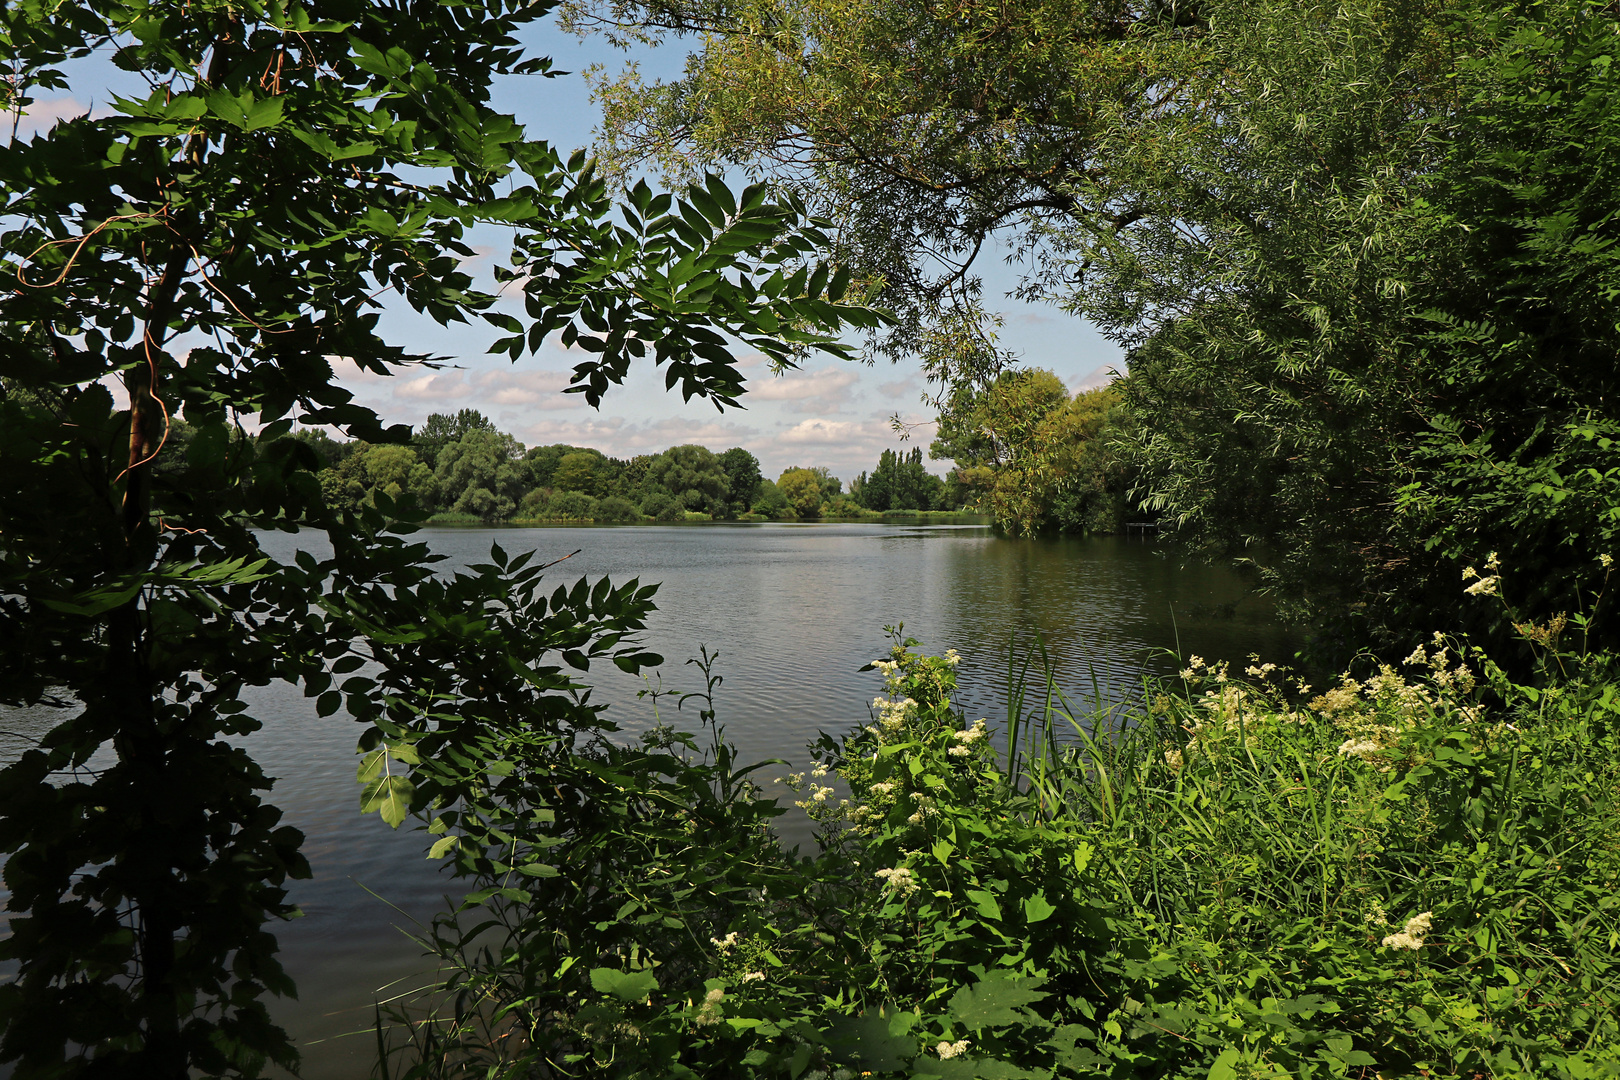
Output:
[18, 18, 1123, 483]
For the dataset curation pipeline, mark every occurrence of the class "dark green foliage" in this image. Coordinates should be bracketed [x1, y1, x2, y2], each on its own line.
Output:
[718, 446, 763, 515]
[750, 477, 790, 517]
[853, 448, 946, 512]
[648, 443, 731, 516]
[593, 495, 642, 522]
[1106, 0, 1620, 657]
[0, 0, 875, 1073]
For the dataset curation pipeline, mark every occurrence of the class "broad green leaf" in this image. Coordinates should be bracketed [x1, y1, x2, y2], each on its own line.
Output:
[589, 967, 658, 1002]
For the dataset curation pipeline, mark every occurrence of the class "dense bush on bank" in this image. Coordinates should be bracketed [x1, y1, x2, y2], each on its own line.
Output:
[378, 573, 1619, 1079]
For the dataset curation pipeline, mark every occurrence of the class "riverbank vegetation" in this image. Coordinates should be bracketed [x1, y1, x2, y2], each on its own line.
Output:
[5, 0, 1620, 1077]
[378, 594, 1620, 1079]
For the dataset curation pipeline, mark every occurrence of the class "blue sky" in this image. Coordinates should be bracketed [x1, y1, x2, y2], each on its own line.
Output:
[19, 17, 1122, 483]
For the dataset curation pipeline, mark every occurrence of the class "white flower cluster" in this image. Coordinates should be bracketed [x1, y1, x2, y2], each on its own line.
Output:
[1336, 737, 1382, 761]
[796, 785, 836, 810]
[1462, 553, 1502, 597]
[871, 695, 919, 735]
[741, 971, 766, 983]
[946, 718, 989, 757]
[936, 1039, 971, 1059]
[693, 986, 726, 1026]
[1381, 911, 1434, 951]
[943, 648, 961, 667]
[710, 931, 739, 954]
[906, 791, 938, 825]
[874, 866, 920, 897]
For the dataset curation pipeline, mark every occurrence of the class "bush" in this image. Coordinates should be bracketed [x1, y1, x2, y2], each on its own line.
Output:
[594, 495, 642, 523]
[543, 490, 598, 520]
[639, 491, 674, 518]
[750, 478, 789, 518]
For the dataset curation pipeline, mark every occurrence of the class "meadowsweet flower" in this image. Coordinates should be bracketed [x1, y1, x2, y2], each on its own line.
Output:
[811, 764, 829, 778]
[1486, 551, 1500, 571]
[1465, 576, 1499, 597]
[693, 986, 726, 1025]
[944, 648, 962, 666]
[1338, 737, 1381, 761]
[711, 932, 739, 953]
[741, 971, 765, 983]
[1382, 911, 1433, 950]
[1164, 748, 1185, 770]
[874, 866, 920, 897]
[936, 1039, 970, 1059]
[868, 781, 895, 796]
[952, 718, 988, 743]
[1601, 553, 1614, 569]
[1403, 645, 1428, 667]
[1462, 566, 1478, 581]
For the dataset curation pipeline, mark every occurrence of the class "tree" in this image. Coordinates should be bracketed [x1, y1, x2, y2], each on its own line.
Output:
[435, 429, 528, 521]
[856, 448, 945, 512]
[551, 449, 605, 495]
[568, 0, 1211, 385]
[0, 1, 875, 1073]
[718, 446, 762, 515]
[1104, 0, 1620, 654]
[648, 444, 731, 515]
[777, 467, 824, 517]
[751, 477, 790, 517]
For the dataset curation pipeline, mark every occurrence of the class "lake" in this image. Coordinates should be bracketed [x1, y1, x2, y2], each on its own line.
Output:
[3, 523, 1299, 1077]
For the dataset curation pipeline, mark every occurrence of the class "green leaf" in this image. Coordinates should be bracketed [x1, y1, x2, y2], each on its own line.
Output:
[1023, 892, 1056, 924]
[1207, 1047, 1241, 1080]
[965, 889, 1002, 921]
[948, 972, 1050, 1030]
[589, 967, 659, 1002]
[360, 775, 414, 828]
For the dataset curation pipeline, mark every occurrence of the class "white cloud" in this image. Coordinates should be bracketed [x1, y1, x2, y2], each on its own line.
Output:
[777, 417, 868, 445]
[471, 369, 581, 409]
[394, 371, 470, 402]
[514, 415, 758, 456]
[761, 415, 945, 481]
[1069, 365, 1121, 392]
[12, 97, 111, 139]
[749, 367, 859, 413]
[878, 377, 921, 401]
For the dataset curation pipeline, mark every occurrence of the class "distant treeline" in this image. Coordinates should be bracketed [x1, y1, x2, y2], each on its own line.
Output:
[278, 409, 976, 523]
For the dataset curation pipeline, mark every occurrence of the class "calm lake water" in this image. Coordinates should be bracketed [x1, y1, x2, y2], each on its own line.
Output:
[3, 523, 1299, 1078]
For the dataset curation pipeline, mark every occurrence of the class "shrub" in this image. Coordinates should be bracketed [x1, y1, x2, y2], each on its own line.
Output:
[594, 495, 641, 523]
[639, 491, 674, 518]
[544, 490, 598, 520]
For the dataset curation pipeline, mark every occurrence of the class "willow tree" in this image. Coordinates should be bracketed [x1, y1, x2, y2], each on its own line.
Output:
[566, 0, 1212, 384]
[0, 0, 875, 1074]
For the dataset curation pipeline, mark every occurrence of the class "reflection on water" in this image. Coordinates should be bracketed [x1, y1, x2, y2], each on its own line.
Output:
[3, 523, 1298, 1078]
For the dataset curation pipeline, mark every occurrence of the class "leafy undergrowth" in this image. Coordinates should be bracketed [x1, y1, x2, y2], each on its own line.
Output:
[377, 621, 1620, 1079]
